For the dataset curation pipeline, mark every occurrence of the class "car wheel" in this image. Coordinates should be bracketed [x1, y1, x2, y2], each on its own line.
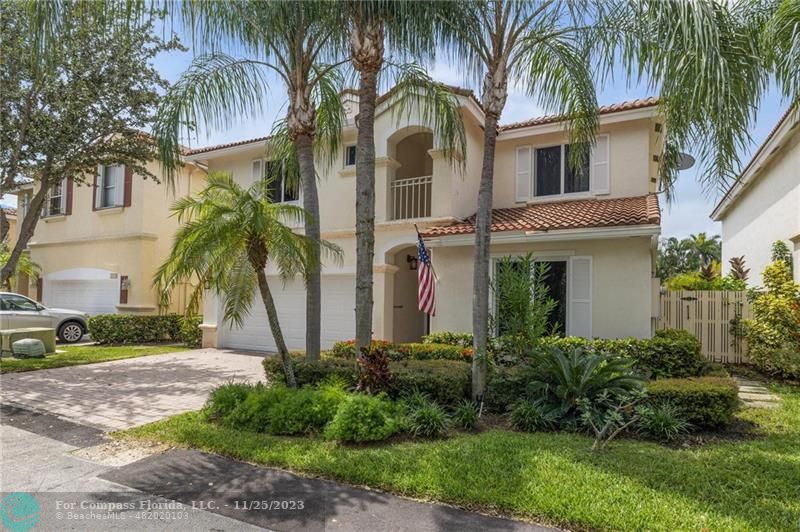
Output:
[58, 321, 85, 343]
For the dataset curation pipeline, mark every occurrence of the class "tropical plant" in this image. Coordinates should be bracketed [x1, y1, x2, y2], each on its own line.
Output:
[404, 396, 450, 438]
[689, 233, 722, 266]
[577, 389, 646, 451]
[0, 238, 39, 290]
[438, 0, 601, 399]
[744, 260, 800, 379]
[508, 400, 559, 433]
[527, 347, 645, 424]
[153, 1, 346, 361]
[771, 240, 794, 274]
[636, 400, 692, 442]
[0, 3, 177, 285]
[154, 173, 342, 388]
[490, 254, 559, 358]
[699, 261, 719, 282]
[355, 345, 393, 395]
[451, 399, 480, 430]
[729, 256, 750, 281]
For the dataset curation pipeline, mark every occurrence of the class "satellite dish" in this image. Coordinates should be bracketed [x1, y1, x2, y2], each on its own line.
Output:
[677, 152, 696, 171]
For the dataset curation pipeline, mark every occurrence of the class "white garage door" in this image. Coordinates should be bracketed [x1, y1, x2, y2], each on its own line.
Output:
[220, 276, 355, 352]
[45, 279, 119, 315]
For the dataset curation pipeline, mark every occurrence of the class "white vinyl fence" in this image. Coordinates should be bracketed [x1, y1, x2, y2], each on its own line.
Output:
[657, 290, 752, 363]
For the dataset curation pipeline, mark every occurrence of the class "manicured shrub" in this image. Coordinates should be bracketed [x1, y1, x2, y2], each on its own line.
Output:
[265, 357, 471, 405]
[392, 343, 473, 362]
[509, 401, 558, 432]
[450, 399, 480, 430]
[204, 382, 254, 421]
[422, 331, 474, 348]
[636, 401, 692, 442]
[536, 329, 705, 379]
[325, 393, 402, 442]
[225, 385, 292, 432]
[646, 377, 738, 429]
[179, 315, 203, 348]
[88, 314, 182, 344]
[405, 398, 450, 438]
[330, 339, 393, 358]
[267, 383, 348, 435]
[484, 365, 536, 413]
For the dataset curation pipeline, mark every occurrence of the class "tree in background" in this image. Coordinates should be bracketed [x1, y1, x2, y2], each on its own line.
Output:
[656, 234, 723, 280]
[154, 174, 342, 388]
[154, 1, 345, 360]
[0, 2, 178, 286]
[0, 238, 39, 290]
[689, 233, 722, 266]
[771, 240, 794, 277]
[440, 0, 601, 400]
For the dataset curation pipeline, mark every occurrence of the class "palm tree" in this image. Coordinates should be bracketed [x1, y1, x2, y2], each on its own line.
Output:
[154, 173, 341, 388]
[153, 0, 346, 361]
[439, 0, 602, 399]
[689, 233, 722, 266]
[339, 1, 466, 354]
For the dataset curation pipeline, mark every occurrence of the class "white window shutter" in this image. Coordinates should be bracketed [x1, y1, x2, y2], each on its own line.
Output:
[591, 135, 609, 195]
[568, 256, 592, 338]
[114, 166, 125, 206]
[60, 177, 67, 212]
[95, 165, 104, 209]
[515, 146, 532, 202]
[252, 159, 263, 181]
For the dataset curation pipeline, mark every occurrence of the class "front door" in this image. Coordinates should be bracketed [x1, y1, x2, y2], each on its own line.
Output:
[0, 294, 52, 329]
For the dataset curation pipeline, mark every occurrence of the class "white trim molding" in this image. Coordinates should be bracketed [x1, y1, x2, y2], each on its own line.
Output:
[426, 224, 661, 247]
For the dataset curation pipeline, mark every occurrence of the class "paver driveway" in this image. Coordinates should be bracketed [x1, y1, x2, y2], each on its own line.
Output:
[0, 348, 266, 430]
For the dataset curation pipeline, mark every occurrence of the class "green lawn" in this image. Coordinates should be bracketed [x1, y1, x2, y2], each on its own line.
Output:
[0, 344, 189, 373]
[117, 383, 800, 531]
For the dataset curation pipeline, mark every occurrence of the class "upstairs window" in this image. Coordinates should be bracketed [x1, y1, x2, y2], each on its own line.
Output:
[344, 145, 356, 167]
[96, 165, 125, 209]
[44, 178, 65, 216]
[534, 144, 590, 197]
[252, 159, 299, 203]
[515, 135, 609, 202]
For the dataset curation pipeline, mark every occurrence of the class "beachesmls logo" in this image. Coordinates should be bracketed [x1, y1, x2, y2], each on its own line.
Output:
[0, 492, 40, 531]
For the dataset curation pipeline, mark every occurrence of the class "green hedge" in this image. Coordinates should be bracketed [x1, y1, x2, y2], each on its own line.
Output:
[538, 329, 705, 379]
[263, 356, 470, 405]
[88, 313, 201, 347]
[329, 340, 472, 362]
[484, 365, 534, 413]
[422, 332, 474, 348]
[646, 377, 739, 429]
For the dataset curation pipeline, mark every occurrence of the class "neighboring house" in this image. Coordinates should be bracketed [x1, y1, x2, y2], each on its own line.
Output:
[192, 91, 665, 351]
[13, 161, 206, 315]
[3, 207, 17, 249]
[711, 106, 800, 285]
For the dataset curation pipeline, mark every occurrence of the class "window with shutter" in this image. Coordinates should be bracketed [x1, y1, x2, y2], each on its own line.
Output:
[44, 178, 66, 217]
[515, 146, 531, 202]
[568, 256, 592, 338]
[96, 165, 124, 209]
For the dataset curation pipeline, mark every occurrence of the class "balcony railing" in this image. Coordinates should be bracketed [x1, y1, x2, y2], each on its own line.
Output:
[391, 175, 432, 220]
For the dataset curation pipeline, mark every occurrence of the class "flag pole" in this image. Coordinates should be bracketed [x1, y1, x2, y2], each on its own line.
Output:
[414, 223, 439, 282]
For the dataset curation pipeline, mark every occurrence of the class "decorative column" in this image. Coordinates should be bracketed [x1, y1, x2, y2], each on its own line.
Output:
[372, 263, 399, 341]
[374, 157, 401, 223]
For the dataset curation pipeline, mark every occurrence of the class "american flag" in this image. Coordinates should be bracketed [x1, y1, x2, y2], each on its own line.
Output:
[416, 233, 436, 316]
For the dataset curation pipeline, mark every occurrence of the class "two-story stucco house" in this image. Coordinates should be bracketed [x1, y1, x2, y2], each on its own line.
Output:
[14, 161, 207, 314]
[711, 106, 800, 285]
[192, 91, 664, 351]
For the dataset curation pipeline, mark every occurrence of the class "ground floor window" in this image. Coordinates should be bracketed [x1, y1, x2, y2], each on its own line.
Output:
[493, 257, 568, 336]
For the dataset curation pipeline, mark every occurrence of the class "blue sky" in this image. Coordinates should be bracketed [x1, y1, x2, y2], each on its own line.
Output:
[5, 35, 789, 240]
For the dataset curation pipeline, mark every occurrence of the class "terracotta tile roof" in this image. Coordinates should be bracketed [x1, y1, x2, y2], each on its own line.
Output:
[421, 194, 661, 237]
[500, 97, 659, 131]
[187, 135, 271, 156]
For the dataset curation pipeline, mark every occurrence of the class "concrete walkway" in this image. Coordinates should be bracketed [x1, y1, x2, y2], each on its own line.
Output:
[734, 377, 781, 409]
[0, 348, 266, 430]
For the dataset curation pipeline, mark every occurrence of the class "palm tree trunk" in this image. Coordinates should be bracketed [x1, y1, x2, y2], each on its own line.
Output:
[352, 20, 384, 354]
[295, 132, 322, 361]
[256, 268, 297, 388]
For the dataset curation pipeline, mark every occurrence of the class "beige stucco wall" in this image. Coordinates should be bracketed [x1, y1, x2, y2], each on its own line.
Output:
[719, 129, 800, 284]
[20, 161, 205, 313]
[430, 236, 655, 339]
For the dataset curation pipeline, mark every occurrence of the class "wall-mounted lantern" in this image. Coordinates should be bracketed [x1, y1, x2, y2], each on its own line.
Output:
[407, 254, 418, 271]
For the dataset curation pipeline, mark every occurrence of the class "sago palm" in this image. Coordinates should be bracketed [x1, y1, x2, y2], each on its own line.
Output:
[0, 238, 39, 291]
[439, 0, 602, 399]
[154, 173, 342, 388]
[153, 0, 344, 360]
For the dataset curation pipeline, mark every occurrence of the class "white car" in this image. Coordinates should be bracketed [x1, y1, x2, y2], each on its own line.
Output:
[0, 292, 89, 343]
